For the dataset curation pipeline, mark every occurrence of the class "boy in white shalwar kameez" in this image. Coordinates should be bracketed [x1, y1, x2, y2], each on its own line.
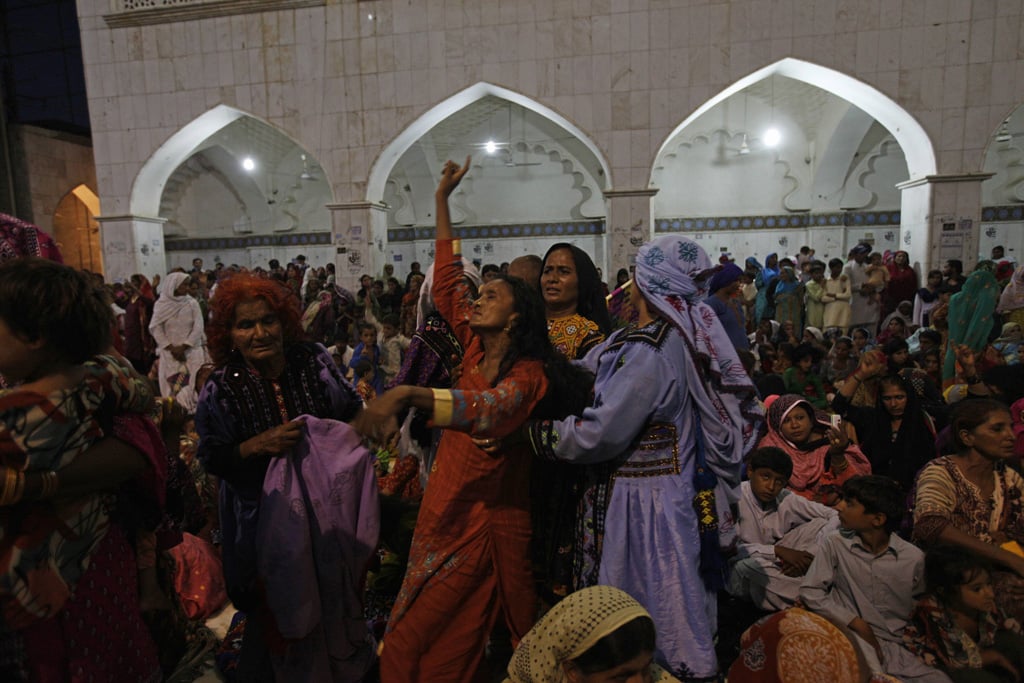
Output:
[728, 446, 839, 610]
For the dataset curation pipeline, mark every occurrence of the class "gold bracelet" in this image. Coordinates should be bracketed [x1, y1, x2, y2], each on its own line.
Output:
[40, 471, 59, 499]
[0, 469, 23, 506]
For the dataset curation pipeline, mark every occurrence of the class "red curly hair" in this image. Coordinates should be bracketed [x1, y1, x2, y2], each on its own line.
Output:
[206, 272, 306, 366]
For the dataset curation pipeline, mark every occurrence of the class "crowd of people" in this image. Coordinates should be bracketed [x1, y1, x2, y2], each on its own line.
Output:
[2, 171, 1024, 683]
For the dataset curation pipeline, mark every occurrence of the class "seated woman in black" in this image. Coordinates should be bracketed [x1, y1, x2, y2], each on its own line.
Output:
[831, 351, 937, 491]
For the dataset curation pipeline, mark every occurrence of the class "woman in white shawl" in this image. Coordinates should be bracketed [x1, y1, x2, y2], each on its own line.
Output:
[149, 271, 209, 397]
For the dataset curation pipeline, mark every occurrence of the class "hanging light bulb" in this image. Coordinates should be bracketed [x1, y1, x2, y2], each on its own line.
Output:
[485, 140, 497, 154]
[242, 157, 256, 171]
[738, 133, 750, 155]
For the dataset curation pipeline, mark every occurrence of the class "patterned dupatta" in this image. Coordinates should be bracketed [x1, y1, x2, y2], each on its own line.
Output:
[634, 236, 764, 587]
[634, 236, 764, 481]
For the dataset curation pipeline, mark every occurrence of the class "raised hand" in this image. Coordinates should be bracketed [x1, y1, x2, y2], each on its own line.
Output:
[437, 156, 471, 198]
[857, 350, 885, 378]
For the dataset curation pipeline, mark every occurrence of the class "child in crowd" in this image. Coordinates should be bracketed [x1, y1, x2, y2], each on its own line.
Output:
[728, 447, 838, 610]
[851, 327, 872, 355]
[353, 358, 378, 403]
[915, 269, 945, 328]
[800, 476, 950, 682]
[174, 362, 214, 415]
[363, 308, 411, 387]
[349, 322, 384, 394]
[904, 545, 1024, 683]
[327, 326, 354, 378]
[783, 343, 829, 409]
[824, 336, 859, 386]
[379, 314, 410, 386]
[0, 258, 154, 628]
[865, 253, 890, 306]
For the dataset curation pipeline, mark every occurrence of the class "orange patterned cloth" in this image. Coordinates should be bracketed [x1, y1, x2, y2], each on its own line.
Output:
[729, 608, 863, 683]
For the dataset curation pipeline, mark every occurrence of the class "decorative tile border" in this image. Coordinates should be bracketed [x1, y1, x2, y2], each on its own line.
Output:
[387, 220, 606, 243]
[165, 232, 332, 252]
[981, 205, 1024, 222]
[654, 211, 901, 233]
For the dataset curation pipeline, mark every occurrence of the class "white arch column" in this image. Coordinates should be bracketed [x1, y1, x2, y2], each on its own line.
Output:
[604, 188, 658, 277]
[96, 214, 167, 282]
[327, 200, 388, 291]
[897, 173, 994, 273]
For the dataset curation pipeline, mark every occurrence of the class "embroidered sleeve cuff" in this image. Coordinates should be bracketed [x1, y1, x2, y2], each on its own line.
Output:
[431, 388, 454, 427]
[526, 420, 559, 460]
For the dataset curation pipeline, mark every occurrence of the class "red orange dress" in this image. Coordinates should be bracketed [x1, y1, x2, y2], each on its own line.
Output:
[380, 238, 548, 682]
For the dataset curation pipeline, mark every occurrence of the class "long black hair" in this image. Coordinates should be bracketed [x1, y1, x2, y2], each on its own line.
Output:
[542, 243, 613, 335]
[492, 274, 594, 419]
[571, 615, 656, 674]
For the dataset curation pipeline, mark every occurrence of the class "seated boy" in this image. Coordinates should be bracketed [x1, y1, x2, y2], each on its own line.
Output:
[800, 476, 952, 682]
[728, 446, 838, 610]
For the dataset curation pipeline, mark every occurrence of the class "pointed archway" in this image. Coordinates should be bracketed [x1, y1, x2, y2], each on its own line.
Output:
[110, 105, 334, 278]
[53, 184, 101, 271]
[345, 83, 613, 280]
[651, 58, 937, 269]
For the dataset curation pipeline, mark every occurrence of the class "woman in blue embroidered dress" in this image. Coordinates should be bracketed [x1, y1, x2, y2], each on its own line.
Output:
[526, 236, 763, 681]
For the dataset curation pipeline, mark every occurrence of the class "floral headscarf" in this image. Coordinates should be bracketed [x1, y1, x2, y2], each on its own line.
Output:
[504, 585, 680, 683]
[634, 235, 764, 482]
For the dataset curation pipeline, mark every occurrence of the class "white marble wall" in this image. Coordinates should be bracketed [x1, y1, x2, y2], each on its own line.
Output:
[75, 0, 1024, 274]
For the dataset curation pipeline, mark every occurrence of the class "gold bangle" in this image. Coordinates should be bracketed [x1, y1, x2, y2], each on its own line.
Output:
[12, 471, 25, 505]
[40, 471, 59, 500]
[0, 469, 23, 506]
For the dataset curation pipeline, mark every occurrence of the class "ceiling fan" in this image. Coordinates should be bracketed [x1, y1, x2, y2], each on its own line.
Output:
[710, 131, 756, 165]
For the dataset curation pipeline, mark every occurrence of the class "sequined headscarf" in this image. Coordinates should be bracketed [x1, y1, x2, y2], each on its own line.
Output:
[504, 585, 680, 683]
